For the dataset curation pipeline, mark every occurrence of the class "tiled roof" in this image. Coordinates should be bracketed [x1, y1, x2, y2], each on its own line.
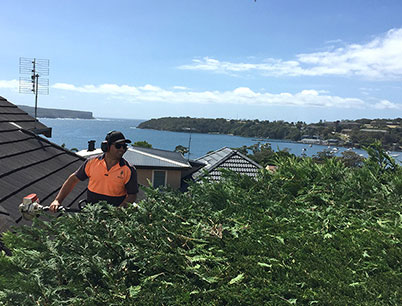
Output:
[0, 96, 51, 137]
[192, 147, 262, 181]
[0, 97, 88, 234]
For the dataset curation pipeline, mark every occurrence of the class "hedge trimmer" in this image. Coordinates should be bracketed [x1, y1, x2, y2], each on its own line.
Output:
[19, 194, 85, 221]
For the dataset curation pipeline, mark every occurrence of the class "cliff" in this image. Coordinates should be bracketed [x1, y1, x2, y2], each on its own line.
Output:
[18, 105, 94, 119]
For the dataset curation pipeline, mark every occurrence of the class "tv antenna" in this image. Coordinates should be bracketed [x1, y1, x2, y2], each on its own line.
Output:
[19, 57, 49, 124]
[182, 127, 193, 160]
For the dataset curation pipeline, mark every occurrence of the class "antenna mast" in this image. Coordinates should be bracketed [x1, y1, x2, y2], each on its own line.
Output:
[187, 127, 192, 160]
[19, 58, 49, 126]
[182, 127, 193, 160]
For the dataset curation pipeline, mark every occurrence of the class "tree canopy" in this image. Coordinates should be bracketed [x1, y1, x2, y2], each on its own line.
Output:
[138, 117, 402, 151]
[0, 144, 401, 305]
[132, 141, 153, 148]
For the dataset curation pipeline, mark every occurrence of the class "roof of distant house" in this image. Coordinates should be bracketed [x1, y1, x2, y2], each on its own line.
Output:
[0, 96, 88, 234]
[77, 145, 192, 169]
[192, 147, 262, 181]
[360, 129, 388, 133]
[127, 146, 191, 169]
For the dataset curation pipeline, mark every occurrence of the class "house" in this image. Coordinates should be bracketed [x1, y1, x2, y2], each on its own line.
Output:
[327, 139, 340, 145]
[0, 96, 88, 236]
[359, 129, 388, 134]
[77, 144, 193, 199]
[191, 147, 263, 182]
[301, 135, 322, 145]
[300, 138, 322, 145]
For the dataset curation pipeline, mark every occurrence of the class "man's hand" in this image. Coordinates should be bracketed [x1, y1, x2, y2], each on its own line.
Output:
[49, 199, 61, 213]
[120, 193, 138, 208]
[49, 174, 79, 213]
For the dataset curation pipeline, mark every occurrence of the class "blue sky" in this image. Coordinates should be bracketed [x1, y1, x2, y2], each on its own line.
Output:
[1, 0, 402, 123]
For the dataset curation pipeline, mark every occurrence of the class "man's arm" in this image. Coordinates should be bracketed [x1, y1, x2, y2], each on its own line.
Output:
[49, 174, 80, 212]
[121, 164, 139, 208]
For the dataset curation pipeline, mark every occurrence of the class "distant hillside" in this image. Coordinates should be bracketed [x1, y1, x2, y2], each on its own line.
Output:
[18, 105, 94, 119]
[138, 116, 402, 151]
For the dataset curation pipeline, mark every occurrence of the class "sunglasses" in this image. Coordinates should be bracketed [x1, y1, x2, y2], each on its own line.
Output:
[113, 143, 128, 150]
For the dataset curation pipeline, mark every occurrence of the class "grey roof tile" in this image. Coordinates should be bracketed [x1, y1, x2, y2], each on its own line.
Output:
[192, 147, 262, 181]
[0, 96, 51, 134]
[0, 97, 88, 234]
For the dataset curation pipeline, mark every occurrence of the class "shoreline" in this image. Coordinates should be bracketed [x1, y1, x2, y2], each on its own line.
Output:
[137, 127, 402, 154]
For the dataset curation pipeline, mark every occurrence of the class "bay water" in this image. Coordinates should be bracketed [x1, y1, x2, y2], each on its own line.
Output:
[40, 118, 401, 163]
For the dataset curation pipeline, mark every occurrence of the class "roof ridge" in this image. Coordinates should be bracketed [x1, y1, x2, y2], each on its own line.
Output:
[195, 146, 233, 161]
[234, 151, 263, 169]
[132, 145, 179, 154]
[199, 150, 237, 175]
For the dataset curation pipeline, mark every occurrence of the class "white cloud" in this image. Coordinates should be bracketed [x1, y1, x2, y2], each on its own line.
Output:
[139, 84, 161, 91]
[300, 90, 319, 96]
[179, 28, 402, 79]
[52, 82, 367, 109]
[53, 83, 140, 95]
[0, 79, 18, 90]
[324, 39, 343, 45]
[172, 86, 190, 90]
[179, 57, 303, 76]
[373, 100, 401, 109]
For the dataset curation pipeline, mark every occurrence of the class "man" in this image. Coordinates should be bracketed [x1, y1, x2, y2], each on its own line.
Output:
[49, 131, 138, 212]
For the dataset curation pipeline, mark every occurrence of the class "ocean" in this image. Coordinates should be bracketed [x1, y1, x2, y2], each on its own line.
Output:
[40, 118, 401, 163]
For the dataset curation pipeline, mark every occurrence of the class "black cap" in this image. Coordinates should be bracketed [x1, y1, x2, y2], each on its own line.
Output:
[105, 131, 131, 145]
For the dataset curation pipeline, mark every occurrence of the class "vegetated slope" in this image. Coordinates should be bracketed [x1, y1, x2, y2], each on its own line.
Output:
[18, 105, 94, 119]
[138, 117, 303, 140]
[0, 145, 401, 305]
[138, 116, 402, 150]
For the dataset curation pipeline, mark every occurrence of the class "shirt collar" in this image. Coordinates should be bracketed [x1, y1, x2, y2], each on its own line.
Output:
[97, 153, 125, 167]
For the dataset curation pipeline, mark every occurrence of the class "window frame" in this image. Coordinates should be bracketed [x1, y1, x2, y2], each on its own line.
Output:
[152, 170, 167, 188]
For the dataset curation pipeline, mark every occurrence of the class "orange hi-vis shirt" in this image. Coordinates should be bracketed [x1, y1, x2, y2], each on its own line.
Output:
[75, 154, 138, 206]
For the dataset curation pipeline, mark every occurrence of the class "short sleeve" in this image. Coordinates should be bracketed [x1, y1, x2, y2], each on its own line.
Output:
[74, 159, 89, 181]
[125, 165, 139, 194]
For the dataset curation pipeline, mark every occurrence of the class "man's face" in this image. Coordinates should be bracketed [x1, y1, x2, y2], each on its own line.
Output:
[109, 141, 127, 159]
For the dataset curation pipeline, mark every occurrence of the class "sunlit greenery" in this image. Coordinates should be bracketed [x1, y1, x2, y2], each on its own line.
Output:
[0, 144, 401, 305]
[132, 140, 153, 148]
[139, 117, 402, 151]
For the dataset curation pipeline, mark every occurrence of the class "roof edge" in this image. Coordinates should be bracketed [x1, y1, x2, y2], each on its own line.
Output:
[129, 147, 191, 168]
[193, 149, 262, 180]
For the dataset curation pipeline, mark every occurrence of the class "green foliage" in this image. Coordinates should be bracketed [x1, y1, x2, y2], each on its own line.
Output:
[1, 146, 401, 305]
[174, 145, 189, 155]
[312, 149, 335, 164]
[138, 117, 402, 150]
[339, 150, 365, 168]
[234, 143, 294, 167]
[138, 117, 305, 141]
[132, 141, 153, 148]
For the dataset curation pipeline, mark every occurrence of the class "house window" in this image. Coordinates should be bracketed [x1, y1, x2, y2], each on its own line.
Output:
[153, 170, 166, 188]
